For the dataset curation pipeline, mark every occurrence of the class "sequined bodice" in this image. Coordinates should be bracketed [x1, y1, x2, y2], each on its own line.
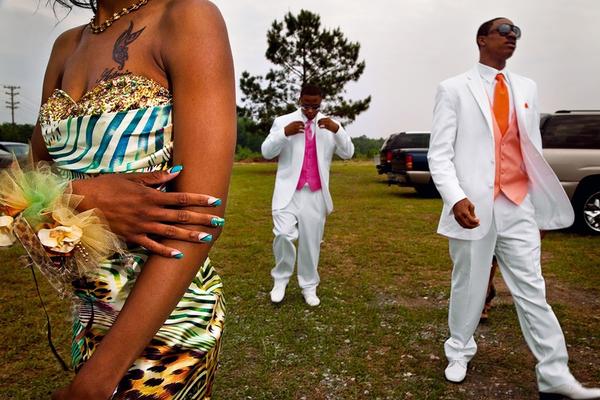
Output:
[38, 75, 174, 177]
[39, 74, 171, 124]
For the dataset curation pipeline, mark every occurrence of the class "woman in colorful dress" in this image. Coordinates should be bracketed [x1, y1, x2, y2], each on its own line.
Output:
[30, 0, 235, 398]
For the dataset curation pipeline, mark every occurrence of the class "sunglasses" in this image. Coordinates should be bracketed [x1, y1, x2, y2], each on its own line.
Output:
[300, 103, 321, 111]
[490, 23, 522, 39]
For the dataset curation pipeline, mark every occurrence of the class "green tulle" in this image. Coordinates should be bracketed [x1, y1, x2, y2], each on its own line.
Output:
[3, 164, 70, 227]
[22, 172, 69, 225]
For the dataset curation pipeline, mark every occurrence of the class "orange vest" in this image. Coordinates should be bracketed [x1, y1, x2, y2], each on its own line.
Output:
[492, 112, 529, 205]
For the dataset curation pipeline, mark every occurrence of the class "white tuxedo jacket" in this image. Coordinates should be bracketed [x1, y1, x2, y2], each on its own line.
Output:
[262, 109, 354, 215]
[427, 66, 574, 240]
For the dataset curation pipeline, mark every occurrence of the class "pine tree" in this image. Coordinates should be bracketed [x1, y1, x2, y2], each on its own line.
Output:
[239, 9, 371, 133]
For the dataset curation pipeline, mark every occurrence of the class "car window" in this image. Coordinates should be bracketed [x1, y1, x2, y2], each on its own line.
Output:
[1, 143, 29, 156]
[381, 134, 397, 150]
[390, 133, 430, 148]
[542, 115, 600, 149]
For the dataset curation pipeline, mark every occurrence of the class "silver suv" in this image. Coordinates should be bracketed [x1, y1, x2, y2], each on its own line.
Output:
[541, 110, 600, 235]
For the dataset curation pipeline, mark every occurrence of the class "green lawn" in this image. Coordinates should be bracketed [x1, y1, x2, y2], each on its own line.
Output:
[1, 162, 599, 399]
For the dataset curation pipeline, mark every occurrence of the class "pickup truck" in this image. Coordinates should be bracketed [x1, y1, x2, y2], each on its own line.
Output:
[388, 132, 438, 196]
[376, 132, 434, 194]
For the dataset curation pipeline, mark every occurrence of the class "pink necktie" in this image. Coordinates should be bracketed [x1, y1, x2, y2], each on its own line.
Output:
[305, 120, 313, 140]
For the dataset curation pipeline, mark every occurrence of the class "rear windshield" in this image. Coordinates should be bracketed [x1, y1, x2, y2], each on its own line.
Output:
[542, 115, 600, 149]
[390, 133, 430, 149]
[380, 134, 397, 150]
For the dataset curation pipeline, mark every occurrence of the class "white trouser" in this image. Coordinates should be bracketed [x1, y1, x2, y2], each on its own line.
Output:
[271, 186, 327, 290]
[445, 194, 575, 391]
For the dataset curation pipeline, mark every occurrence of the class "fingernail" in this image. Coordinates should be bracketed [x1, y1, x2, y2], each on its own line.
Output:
[210, 217, 225, 227]
[199, 233, 213, 243]
[171, 250, 184, 259]
[208, 197, 222, 207]
[169, 165, 183, 174]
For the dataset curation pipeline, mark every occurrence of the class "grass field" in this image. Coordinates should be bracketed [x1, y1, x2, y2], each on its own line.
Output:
[1, 162, 599, 399]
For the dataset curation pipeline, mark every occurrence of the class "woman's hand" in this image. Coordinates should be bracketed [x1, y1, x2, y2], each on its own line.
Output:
[72, 166, 223, 258]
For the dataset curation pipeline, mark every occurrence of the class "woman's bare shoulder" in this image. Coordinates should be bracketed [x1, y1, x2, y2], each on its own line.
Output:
[52, 24, 86, 55]
[160, 0, 224, 31]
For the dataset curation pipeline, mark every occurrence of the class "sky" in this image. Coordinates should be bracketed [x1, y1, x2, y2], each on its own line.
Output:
[1, 0, 599, 138]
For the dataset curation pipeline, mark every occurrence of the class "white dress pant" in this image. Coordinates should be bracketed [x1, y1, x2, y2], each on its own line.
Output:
[445, 193, 575, 391]
[271, 186, 327, 290]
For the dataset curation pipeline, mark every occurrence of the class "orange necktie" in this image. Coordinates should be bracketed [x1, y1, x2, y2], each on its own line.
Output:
[493, 73, 509, 134]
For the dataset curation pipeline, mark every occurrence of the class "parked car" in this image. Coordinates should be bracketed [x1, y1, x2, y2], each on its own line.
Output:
[541, 110, 600, 235]
[388, 132, 438, 196]
[0, 141, 29, 168]
[376, 132, 430, 186]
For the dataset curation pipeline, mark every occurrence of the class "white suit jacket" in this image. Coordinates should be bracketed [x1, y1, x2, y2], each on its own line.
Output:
[261, 109, 354, 215]
[427, 66, 574, 240]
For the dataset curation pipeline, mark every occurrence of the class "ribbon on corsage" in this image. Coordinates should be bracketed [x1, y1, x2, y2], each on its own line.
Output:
[0, 160, 124, 296]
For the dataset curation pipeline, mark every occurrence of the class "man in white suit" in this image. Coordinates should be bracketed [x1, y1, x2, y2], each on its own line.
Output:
[428, 17, 600, 399]
[262, 84, 354, 306]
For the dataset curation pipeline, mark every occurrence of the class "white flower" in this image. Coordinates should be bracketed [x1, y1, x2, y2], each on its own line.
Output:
[0, 215, 16, 247]
[38, 225, 83, 253]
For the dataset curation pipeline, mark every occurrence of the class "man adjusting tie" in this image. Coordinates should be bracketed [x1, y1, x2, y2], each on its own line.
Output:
[262, 84, 354, 307]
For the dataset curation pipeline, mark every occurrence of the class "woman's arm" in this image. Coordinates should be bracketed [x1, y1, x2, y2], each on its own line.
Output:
[57, 1, 236, 398]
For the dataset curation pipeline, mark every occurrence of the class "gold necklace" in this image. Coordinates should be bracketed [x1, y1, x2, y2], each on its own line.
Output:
[89, 0, 149, 34]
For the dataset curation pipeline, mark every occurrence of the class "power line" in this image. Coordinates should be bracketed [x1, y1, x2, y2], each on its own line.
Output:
[4, 85, 21, 125]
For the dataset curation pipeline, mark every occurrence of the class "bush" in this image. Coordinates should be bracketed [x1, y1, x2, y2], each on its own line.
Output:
[235, 146, 263, 162]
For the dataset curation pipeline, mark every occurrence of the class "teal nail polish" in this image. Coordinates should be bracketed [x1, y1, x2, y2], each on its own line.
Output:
[169, 165, 183, 174]
[210, 198, 222, 207]
[199, 234, 213, 243]
[211, 217, 225, 227]
[171, 251, 184, 259]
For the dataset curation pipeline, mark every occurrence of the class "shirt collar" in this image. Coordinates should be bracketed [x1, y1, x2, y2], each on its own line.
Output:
[477, 62, 510, 85]
[298, 109, 318, 124]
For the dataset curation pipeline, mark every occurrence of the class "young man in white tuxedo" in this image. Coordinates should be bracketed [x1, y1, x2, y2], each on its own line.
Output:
[261, 84, 354, 307]
[428, 17, 600, 399]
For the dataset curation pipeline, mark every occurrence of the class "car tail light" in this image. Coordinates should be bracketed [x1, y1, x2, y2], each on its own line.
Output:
[406, 154, 413, 170]
[386, 150, 392, 163]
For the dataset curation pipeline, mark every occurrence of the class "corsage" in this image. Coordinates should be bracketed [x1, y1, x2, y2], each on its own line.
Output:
[0, 160, 124, 297]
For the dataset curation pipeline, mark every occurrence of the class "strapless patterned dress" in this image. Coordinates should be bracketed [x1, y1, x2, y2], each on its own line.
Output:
[38, 75, 225, 400]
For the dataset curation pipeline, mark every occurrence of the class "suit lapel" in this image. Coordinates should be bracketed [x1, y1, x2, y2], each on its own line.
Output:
[506, 72, 529, 140]
[292, 109, 305, 168]
[466, 67, 494, 136]
[314, 112, 325, 165]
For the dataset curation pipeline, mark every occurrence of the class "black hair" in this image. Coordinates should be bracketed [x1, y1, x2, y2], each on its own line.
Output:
[300, 84, 323, 97]
[476, 17, 506, 48]
[51, 0, 97, 13]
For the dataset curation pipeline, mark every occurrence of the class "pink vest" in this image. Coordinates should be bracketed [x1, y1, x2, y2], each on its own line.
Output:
[492, 112, 529, 205]
[296, 121, 322, 191]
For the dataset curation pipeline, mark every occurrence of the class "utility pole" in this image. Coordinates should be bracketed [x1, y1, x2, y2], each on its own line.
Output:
[4, 85, 20, 125]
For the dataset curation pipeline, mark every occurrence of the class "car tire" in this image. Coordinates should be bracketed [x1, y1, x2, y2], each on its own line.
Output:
[574, 183, 600, 235]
